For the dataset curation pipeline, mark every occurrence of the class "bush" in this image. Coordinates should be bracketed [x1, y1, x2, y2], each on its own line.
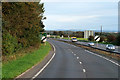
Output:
[106, 34, 116, 43]
[2, 29, 18, 55]
[88, 36, 94, 41]
[99, 36, 106, 42]
[116, 33, 120, 46]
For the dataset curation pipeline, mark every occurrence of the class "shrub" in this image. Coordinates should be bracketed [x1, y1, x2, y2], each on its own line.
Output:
[88, 36, 94, 41]
[2, 29, 18, 55]
[116, 33, 120, 46]
[99, 36, 106, 42]
[106, 34, 116, 43]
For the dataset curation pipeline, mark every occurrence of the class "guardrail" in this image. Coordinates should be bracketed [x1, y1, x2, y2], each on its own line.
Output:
[58, 39, 120, 55]
[76, 42, 120, 55]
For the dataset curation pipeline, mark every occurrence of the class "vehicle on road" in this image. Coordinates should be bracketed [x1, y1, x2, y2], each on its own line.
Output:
[88, 42, 94, 46]
[106, 44, 115, 51]
[71, 37, 77, 42]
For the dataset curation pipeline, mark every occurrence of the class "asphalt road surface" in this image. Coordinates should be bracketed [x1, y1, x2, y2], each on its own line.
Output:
[59, 39, 120, 53]
[35, 39, 119, 78]
[76, 41, 119, 53]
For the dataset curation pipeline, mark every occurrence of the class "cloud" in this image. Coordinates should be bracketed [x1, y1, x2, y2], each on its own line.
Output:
[41, 0, 119, 2]
[46, 15, 102, 23]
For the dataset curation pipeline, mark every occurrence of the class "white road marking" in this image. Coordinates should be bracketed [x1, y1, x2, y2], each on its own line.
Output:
[83, 69, 86, 72]
[16, 42, 56, 79]
[52, 43, 56, 52]
[32, 43, 56, 79]
[72, 52, 73, 53]
[77, 57, 79, 59]
[74, 54, 76, 56]
[79, 62, 82, 64]
[85, 50, 120, 67]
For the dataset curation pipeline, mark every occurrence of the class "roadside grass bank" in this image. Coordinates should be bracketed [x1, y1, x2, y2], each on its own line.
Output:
[2, 42, 51, 79]
[63, 37, 88, 41]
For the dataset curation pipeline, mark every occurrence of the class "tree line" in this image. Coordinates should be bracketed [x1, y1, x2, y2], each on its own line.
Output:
[88, 33, 120, 46]
[2, 2, 45, 55]
[52, 31, 120, 45]
[52, 31, 84, 38]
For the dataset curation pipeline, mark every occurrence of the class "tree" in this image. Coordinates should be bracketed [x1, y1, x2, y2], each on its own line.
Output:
[53, 31, 58, 35]
[99, 36, 106, 42]
[76, 31, 84, 38]
[116, 33, 120, 45]
[88, 36, 94, 41]
[2, 2, 45, 55]
[106, 35, 116, 43]
[59, 31, 64, 37]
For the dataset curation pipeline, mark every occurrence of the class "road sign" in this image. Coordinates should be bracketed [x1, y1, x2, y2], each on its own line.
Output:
[41, 36, 47, 42]
[40, 32, 47, 43]
[94, 36, 100, 42]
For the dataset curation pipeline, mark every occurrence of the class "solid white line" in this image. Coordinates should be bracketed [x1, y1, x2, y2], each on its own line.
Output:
[32, 43, 56, 79]
[16, 42, 56, 79]
[85, 50, 120, 67]
[83, 69, 86, 72]
[52, 43, 56, 52]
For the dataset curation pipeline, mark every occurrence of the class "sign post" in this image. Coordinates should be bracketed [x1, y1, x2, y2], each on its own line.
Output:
[94, 36, 100, 47]
[68, 35, 70, 40]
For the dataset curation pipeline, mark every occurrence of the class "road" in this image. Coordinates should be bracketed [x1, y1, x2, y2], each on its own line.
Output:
[59, 39, 120, 53]
[35, 39, 119, 78]
[76, 41, 119, 53]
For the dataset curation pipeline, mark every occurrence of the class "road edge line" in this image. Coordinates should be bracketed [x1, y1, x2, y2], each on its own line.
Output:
[31, 42, 56, 79]
[15, 42, 56, 79]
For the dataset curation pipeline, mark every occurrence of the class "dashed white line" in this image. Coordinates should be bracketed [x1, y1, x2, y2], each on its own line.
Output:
[77, 57, 79, 59]
[83, 69, 86, 72]
[85, 50, 120, 67]
[74, 46, 76, 47]
[79, 62, 82, 64]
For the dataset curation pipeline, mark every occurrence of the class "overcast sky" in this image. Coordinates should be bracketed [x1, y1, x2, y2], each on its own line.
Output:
[41, 0, 119, 32]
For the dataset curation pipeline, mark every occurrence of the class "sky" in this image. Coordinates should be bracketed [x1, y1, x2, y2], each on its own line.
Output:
[41, 0, 119, 32]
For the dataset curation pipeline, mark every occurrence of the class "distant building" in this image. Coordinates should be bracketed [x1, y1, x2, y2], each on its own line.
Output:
[84, 30, 94, 39]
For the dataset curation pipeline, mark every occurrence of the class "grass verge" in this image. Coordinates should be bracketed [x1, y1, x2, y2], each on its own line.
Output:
[2, 42, 51, 79]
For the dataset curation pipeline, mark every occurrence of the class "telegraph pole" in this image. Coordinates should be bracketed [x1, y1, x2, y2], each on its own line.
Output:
[100, 25, 102, 36]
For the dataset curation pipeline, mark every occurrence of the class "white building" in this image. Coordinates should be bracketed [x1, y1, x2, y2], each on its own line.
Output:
[84, 30, 94, 39]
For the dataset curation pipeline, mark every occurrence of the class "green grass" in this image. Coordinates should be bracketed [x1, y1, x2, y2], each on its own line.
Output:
[63, 37, 88, 41]
[2, 42, 51, 79]
[63, 37, 118, 45]
[77, 38, 88, 41]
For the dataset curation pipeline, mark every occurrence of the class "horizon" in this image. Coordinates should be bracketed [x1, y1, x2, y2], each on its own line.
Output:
[45, 29, 118, 33]
[42, 1, 118, 32]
